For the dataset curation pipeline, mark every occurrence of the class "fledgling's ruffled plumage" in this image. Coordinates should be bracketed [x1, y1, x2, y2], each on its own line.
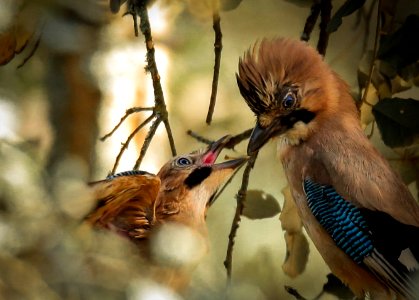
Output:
[85, 136, 246, 290]
[237, 38, 419, 299]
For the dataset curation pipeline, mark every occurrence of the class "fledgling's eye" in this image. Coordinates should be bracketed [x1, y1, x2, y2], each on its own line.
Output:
[175, 157, 192, 167]
[282, 92, 296, 109]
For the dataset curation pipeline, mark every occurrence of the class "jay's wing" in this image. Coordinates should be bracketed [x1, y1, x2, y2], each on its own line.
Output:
[86, 170, 161, 240]
[303, 179, 419, 299]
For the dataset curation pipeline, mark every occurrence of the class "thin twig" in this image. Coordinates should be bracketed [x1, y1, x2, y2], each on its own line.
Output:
[162, 118, 176, 157]
[284, 286, 309, 300]
[187, 128, 252, 150]
[124, 2, 139, 37]
[367, 121, 375, 139]
[224, 152, 258, 279]
[317, 0, 332, 56]
[105, 1, 177, 171]
[111, 113, 155, 174]
[209, 161, 246, 206]
[224, 128, 252, 149]
[100, 107, 154, 141]
[206, 10, 223, 125]
[361, 0, 381, 106]
[133, 117, 160, 169]
[137, 0, 176, 159]
[17, 34, 42, 69]
[301, 0, 321, 41]
[17, 19, 45, 69]
[187, 130, 214, 145]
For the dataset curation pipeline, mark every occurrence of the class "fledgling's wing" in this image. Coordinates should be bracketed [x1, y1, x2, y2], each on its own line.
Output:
[303, 179, 419, 299]
[86, 170, 161, 240]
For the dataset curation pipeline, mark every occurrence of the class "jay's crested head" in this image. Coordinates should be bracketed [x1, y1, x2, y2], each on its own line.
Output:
[237, 38, 357, 154]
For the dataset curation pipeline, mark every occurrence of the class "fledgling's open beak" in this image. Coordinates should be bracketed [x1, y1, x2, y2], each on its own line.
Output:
[200, 135, 247, 170]
[190, 135, 247, 207]
[247, 120, 286, 155]
[200, 135, 232, 165]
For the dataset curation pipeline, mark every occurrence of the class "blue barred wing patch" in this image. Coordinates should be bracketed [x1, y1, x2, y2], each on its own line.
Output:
[106, 170, 154, 180]
[303, 179, 374, 264]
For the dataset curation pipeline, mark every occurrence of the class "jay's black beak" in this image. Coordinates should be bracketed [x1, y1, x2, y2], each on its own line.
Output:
[247, 121, 286, 155]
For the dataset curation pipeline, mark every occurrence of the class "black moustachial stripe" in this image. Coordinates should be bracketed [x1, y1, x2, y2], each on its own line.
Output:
[184, 167, 212, 189]
[282, 109, 315, 129]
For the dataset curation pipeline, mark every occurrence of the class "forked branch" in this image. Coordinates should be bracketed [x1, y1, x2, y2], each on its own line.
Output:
[102, 0, 177, 174]
[301, 0, 321, 41]
[111, 113, 155, 174]
[100, 107, 154, 141]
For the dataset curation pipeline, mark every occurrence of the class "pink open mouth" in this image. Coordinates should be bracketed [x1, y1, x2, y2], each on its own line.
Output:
[201, 135, 232, 166]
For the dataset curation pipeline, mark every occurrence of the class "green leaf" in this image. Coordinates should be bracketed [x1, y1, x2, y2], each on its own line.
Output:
[326, 0, 366, 33]
[242, 190, 281, 219]
[372, 98, 419, 147]
[378, 14, 419, 72]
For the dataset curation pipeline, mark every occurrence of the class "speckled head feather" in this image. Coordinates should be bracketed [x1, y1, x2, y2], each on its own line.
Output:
[236, 38, 346, 118]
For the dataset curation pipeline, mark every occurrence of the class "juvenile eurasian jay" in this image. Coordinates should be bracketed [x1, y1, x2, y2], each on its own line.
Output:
[86, 136, 245, 289]
[236, 38, 419, 299]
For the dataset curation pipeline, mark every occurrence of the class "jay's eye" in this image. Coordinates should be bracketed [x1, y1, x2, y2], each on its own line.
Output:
[176, 157, 192, 167]
[282, 93, 296, 109]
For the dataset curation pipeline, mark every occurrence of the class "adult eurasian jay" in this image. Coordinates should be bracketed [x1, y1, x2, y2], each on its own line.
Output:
[236, 38, 419, 299]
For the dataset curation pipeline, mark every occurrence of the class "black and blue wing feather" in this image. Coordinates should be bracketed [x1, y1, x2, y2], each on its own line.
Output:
[303, 179, 374, 264]
[303, 179, 419, 299]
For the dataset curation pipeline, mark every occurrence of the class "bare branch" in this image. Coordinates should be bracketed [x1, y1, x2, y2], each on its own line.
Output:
[187, 128, 252, 149]
[206, 10, 223, 125]
[301, 0, 321, 41]
[209, 160, 247, 206]
[162, 118, 176, 157]
[100, 107, 154, 141]
[111, 113, 155, 174]
[17, 18, 46, 69]
[367, 121, 375, 139]
[106, 0, 177, 172]
[187, 130, 214, 145]
[224, 128, 252, 149]
[224, 152, 258, 279]
[133, 117, 161, 170]
[136, 0, 177, 158]
[17, 34, 42, 69]
[317, 0, 332, 56]
[124, 2, 139, 37]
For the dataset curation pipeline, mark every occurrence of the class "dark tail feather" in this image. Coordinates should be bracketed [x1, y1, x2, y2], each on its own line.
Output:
[364, 249, 419, 299]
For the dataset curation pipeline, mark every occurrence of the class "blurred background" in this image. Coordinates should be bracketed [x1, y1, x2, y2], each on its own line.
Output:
[0, 0, 418, 299]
